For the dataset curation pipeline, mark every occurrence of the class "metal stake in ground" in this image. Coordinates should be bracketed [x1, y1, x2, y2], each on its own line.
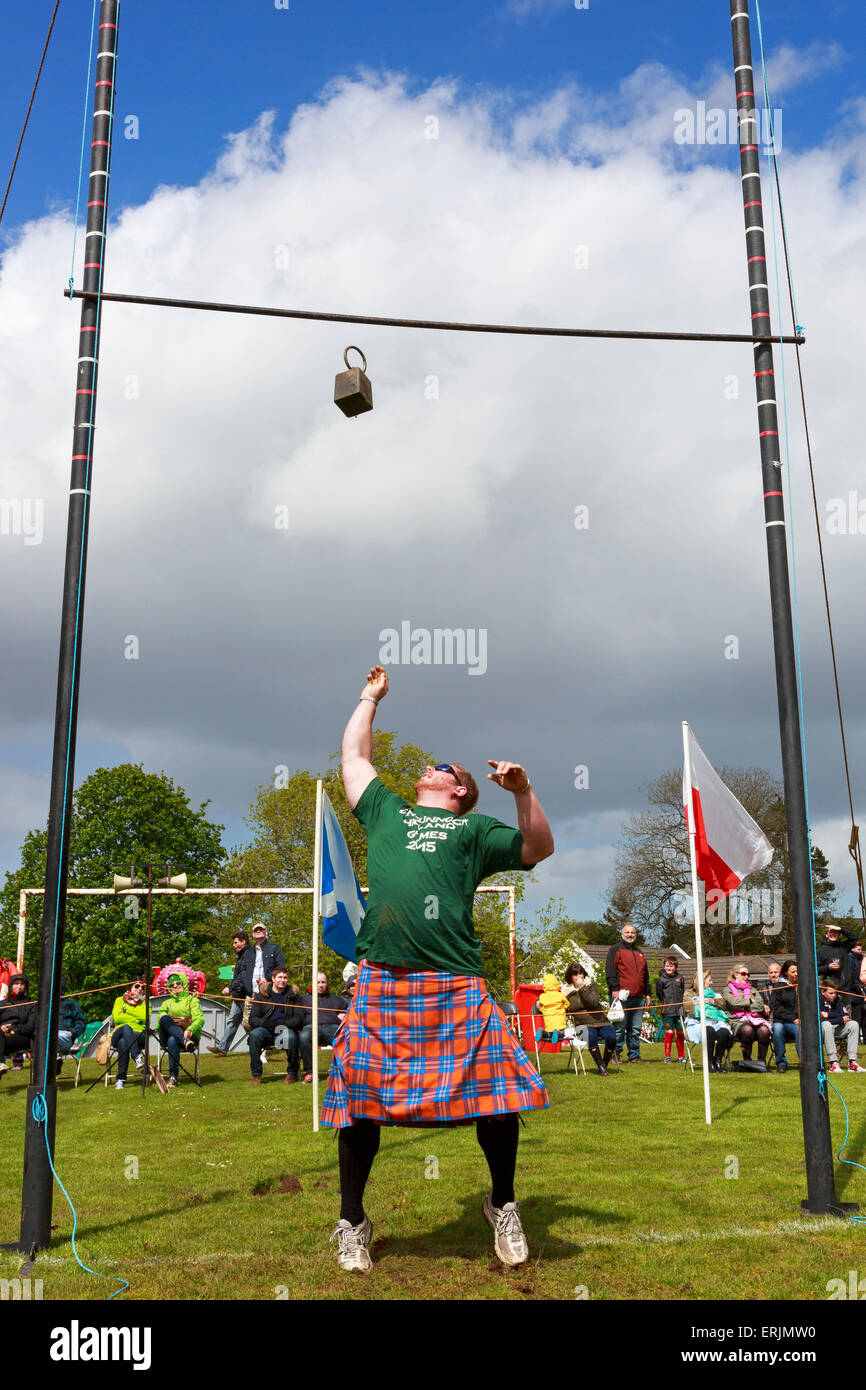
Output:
[12, 0, 120, 1257]
[729, 0, 856, 1218]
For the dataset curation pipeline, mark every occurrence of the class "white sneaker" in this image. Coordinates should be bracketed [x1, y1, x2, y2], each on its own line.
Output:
[482, 1194, 529, 1266]
[330, 1216, 373, 1272]
[135, 1054, 144, 1070]
[115, 1079, 125, 1090]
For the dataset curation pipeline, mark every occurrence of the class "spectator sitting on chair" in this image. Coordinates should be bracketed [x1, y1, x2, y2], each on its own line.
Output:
[298, 971, 348, 1084]
[207, 930, 251, 1056]
[605, 923, 650, 1063]
[688, 972, 732, 1073]
[342, 961, 358, 1002]
[157, 973, 204, 1087]
[111, 977, 148, 1089]
[535, 973, 568, 1046]
[247, 967, 304, 1085]
[562, 961, 616, 1076]
[768, 962, 799, 1072]
[722, 966, 770, 1065]
[846, 943, 865, 1043]
[0, 974, 36, 1078]
[656, 956, 686, 1065]
[820, 983, 863, 1074]
[56, 977, 87, 1075]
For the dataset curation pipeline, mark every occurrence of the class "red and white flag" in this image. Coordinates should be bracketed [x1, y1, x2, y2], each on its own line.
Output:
[683, 726, 773, 894]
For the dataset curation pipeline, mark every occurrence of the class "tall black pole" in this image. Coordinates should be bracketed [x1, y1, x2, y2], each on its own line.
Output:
[729, 1, 852, 1215]
[16, 0, 120, 1254]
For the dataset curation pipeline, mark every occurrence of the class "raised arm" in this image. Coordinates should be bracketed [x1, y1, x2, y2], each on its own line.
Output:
[341, 666, 389, 809]
[486, 760, 554, 866]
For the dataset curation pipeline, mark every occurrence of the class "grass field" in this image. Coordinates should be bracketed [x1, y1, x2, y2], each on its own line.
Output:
[0, 1044, 863, 1302]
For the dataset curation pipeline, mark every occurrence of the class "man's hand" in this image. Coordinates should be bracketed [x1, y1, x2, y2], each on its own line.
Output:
[221, 987, 230, 996]
[488, 761, 554, 865]
[342, 667, 387, 809]
[361, 666, 389, 703]
[487, 760, 529, 793]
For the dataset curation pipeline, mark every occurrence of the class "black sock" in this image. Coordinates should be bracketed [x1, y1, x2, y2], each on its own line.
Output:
[338, 1120, 380, 1226]
[476, 1114, 519, 1208]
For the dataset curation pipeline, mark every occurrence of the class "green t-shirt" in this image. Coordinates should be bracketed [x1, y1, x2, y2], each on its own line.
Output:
[353, 777, 529, 976]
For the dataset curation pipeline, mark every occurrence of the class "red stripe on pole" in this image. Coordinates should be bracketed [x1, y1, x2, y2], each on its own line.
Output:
[738, 90, 755, 98]
[744, 202, 762, 209]
[72, 455, 91, 462]
[764, 491, 783, 498]
[99, 22, 117, 28]
[87, 201, 105, 209]
[759, 430, 778, 438]
[748, 256, 767, 264]
[80, 325, 97, 332]
[755, 369, 774, 378]
[76, 389, 94, 396]
[95, 80, 113, 87]
[751, 312, 771, 320]
[91, 141, 110, 148]
[742, 145, 758, 151]
[83, 262, 100, 269]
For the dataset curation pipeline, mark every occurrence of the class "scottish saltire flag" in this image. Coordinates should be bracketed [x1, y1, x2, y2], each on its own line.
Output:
[321, 790, 366, 961]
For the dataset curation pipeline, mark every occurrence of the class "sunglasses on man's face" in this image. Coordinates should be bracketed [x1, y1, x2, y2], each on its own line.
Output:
[434, 763, 464, 789]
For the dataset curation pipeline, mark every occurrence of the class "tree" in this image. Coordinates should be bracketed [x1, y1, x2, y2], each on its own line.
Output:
[0, 765, 225, 1009]
[214, 731, 525, 997]
[605, 766, 836, 955]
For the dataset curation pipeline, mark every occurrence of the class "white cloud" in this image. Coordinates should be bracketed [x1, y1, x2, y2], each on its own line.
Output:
[2, 67, 865, 921]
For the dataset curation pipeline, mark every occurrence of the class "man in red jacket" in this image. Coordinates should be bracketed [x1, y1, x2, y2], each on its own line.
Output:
[605, 924, 651, 1063]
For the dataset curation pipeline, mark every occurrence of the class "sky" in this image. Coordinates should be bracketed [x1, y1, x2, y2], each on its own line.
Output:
[1, 0, 865, 938]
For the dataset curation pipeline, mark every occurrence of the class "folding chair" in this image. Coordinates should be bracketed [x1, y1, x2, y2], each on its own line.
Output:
[561, 1023, 588, 1076]
[83, 1017, 121, 1092]
[499, 1001, 521, 1042]
[531, 1005, 584, 1074]
[155, 1030, 202, 1086]
[70, 1020, 104, 1086]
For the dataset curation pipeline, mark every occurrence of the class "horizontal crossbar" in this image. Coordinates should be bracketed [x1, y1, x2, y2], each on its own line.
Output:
[64, 287, 805, 346]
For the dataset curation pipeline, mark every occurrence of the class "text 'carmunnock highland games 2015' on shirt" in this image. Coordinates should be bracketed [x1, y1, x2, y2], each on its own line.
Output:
[352, 777, 528, 976]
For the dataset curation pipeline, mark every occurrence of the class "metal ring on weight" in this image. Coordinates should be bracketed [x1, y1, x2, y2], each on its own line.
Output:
[343, 345, 367, 373]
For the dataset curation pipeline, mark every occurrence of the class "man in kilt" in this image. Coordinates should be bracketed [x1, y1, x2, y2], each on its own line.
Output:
[323, 666, 554, 1271]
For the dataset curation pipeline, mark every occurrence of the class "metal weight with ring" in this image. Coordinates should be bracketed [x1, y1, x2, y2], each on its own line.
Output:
[334, 344, 373, 417]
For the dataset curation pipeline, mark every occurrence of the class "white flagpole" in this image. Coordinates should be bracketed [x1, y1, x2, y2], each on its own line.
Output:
[683, 722, 712, 1126]
[312, 778, 324, 1132]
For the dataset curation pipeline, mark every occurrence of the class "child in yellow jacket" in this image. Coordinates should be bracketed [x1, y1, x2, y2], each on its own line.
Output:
[535, 973, 568, 1044]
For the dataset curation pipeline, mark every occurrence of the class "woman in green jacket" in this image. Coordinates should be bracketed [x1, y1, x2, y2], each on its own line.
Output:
[111, 978, 148, 1088]
[157, 974, 204, 1087]
[688, 971, 733, 1073]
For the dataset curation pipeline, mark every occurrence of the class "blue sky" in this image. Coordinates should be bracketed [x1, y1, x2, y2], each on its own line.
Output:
[2, 0, 864, 234]
[2, 0, 866, 933]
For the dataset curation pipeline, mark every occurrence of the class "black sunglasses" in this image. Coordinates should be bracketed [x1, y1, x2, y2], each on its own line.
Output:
[434, 763, 464, 789]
